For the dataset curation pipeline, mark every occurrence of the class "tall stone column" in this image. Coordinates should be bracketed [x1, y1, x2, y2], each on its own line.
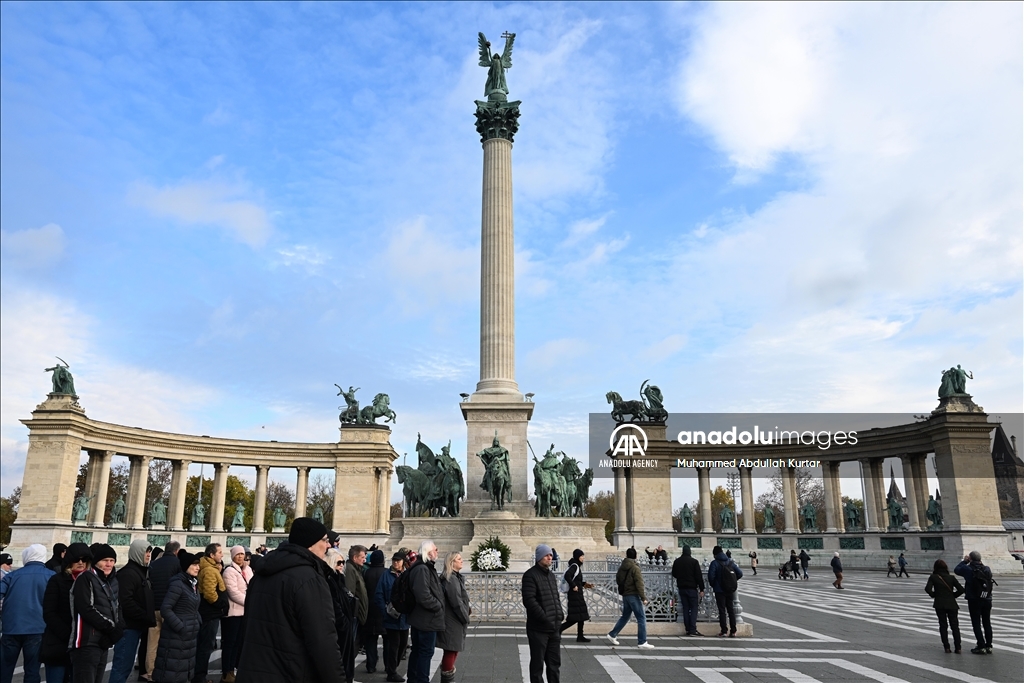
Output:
[210, 463, 229, 532]
[900, 455, 921, 531]
[781, 466, 799, 533]
[823, 461, 838, 533]
[860, 459, 879, 531]
[871, 459, 887, 529]
[910, 454, 930, 527]
[376, 466, 390, 534]
[87, 450, 113, 526]
[831, 463, 846, 533]
[739, 467, 756, 533]
[127, 456, 152, 528]
[125, 457, 142, 524]
[698, 468, 714, 533]
[613, 467, 628, 534]
[295, 466, 309, 518]
[253, 465, 269, 533]
[169, 460, 191, 531]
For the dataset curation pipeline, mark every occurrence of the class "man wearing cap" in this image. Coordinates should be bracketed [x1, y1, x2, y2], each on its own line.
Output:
[374, 551, 409, 683]
[109, 540, 155, 683]
[522, 544, 564, 683]
[0, 544, 53, 683]
[236, 517, 344, 683]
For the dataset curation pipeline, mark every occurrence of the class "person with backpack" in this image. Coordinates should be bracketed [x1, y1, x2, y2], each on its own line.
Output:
[707, 545, 743, 637]
[559, 549, 594, 642]
[374, 552, 409, 683]
[955, 551, 995, 654]
[522, 544, 565, 683]
[925, 559, 964, 653]
[671, 545, 704, 637]
[109, 540, 155, 683]
[897, 553, 910, 577]
[405, 541, 444, 683]
[605, 547, 654, 649]
[436, 552, 470, 683]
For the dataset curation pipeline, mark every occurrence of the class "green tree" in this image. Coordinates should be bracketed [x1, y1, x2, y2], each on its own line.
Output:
[585, 490, 615, 542]
[0, 487, 21, 546]
[72, 461, 130, 525]
[265, 481, 296, 530]
[306, 473, 334, 524]
[390, 502, 403, 519]
[754, 468, 826, 531]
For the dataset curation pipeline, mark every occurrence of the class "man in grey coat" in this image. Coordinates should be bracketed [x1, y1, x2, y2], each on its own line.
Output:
[407, 541, 444, 683]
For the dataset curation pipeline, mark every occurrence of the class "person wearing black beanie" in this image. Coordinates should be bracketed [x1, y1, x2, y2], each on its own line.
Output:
[41, 543, 93, 682]
[71, 544, 124, 683]
[45, 543, 67, 572]
[237, 518, 342, 682]
[152, 551, 201, 683]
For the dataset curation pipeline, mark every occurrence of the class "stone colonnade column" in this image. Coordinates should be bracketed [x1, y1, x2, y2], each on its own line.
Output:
[860, 459, 879, 531]
[252, 465, 269, 533]
[210, 463, 229, 532]
[831, 462, 845, 533]
[823, 461, 838, 533]
[900, 455, 921, 531]
[86, 450, 113, 526]
[376, 466, 390, 534]
[910, 454, 930, 527]
[871, 459, 887, 529]
[128, 456, 152, 528]
[169, 460, 191, 531]
[125, 457, 141, 524]
[295, 466, 309, 518]
[698, 467, 713, 533]
[781, 466, 799, 533]
[739, 467, 756, 533]
[613, 468, 628, 533]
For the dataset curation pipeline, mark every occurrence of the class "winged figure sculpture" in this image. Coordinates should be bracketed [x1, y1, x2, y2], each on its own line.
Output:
[479, 32, 515, 98]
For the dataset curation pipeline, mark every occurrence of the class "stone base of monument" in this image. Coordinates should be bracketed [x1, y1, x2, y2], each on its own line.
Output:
[272, 527, 285, 533]
[149, 524, 166, 531]
[387, 516, 612, 566]
[231, 525, 246, 533]
[110, 522, 126, 529]
[191, 525, 206, 532]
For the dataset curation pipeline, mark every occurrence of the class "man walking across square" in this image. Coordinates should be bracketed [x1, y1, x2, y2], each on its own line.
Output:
[522, 544, 564, 683]
[605, 547, 654, 649]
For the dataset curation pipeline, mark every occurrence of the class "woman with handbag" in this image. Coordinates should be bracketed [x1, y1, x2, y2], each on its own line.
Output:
[559, 549, 594, 642]
[221, 546, 252, 683]
[924, 559, 964, 653]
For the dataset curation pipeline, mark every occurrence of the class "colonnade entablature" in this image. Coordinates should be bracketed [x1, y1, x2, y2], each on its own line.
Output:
[11, 393, 398, 551]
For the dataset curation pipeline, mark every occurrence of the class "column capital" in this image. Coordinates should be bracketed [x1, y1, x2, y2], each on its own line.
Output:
[256, 464, 270, 473]
[296, 465, 310, 473]
[475, 100, 521, 143]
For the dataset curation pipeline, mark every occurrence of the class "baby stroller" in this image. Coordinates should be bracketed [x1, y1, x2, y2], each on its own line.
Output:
[778, 562, 793, 580]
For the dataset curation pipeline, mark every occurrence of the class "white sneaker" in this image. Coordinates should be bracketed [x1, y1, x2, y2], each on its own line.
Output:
[605, 634, 620, 646]
[638, 642, 656, 650]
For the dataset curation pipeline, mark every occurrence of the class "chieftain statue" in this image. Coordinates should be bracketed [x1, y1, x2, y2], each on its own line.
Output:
[478, 431, 512, 511]
[533, 445, 564, 518]
[679, 503, 695, 532]
[312, 505, 324, 524]
[396, 434, 466, 518]
[272, 507, 287, 529]
[606, 380, 668, 423]
[110, 497, 126, 525]
[926, 494, 943, 530]
[719, 505, 736, 531]
[762, 505, 776, 531]
[843, 500, 862, 530]
[190, 502, 206, 527]
[231, 504, 246, 530]
[150, 499, 167, 526]
[887, 496, 903, 530]
[45, 357, 77, 396]
[72, 494, 93, 523]
[801, 503, 817, 532]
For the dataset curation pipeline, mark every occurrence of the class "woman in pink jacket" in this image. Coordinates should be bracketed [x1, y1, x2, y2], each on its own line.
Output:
[220, 546, 252, 683]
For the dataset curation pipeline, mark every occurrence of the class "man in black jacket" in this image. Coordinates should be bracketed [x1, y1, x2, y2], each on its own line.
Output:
[145, 540, 180, 676]
[109, 540, 154, 683]
[522, 544, 564, 683]
[236, 517, 344, 683]
[671, 545, 705, 636]
[407, 541, 444, 683]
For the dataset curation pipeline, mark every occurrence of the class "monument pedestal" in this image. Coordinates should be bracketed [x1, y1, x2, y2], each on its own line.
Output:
[191, 525, 206, 532]
[149, 524, 166, 531]
[272, 527, 285, 534]
[110, 522, 126, 529]
[231, 525, 246, 533]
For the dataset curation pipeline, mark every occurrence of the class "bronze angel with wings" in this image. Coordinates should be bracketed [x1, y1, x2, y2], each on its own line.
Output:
[479, 32, 516, 98]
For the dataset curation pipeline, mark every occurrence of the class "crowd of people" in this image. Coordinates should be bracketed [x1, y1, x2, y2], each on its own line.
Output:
[0, 532, 1005, 683]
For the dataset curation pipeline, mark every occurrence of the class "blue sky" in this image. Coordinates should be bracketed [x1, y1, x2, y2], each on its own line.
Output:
[2, 2, 1021, 507]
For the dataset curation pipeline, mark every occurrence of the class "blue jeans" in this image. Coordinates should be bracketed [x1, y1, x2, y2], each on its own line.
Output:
[108, 627, 143, 683]
[678, 588, 699, 633]
[407, 628, 436, 683]
[1, 633, 43, 683]
[45, 663, 69, 683]
[608, 595, 647, 645]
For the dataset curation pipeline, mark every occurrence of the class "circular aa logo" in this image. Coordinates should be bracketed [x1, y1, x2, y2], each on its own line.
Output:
[609, 423, 648, 457]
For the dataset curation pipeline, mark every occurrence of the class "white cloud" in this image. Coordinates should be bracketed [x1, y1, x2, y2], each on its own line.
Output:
[563, 215, 609, 247]
[382, 217, 477, 314]
[0, 289, 221, 494]
[525, 338, 591, 372]
[129, 179, 272, 247]
[643, 334, 688, 364]
[275, 244, 330, 273]
[400, 354, 475, 382]
[0, 223, 67, 268]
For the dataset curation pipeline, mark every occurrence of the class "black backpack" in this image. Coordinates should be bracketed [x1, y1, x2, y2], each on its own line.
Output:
[717, 559, 738, 593]
[973, 566, 996, 600]
[615, 563, 628, 595]
[390, 562, 418, 615]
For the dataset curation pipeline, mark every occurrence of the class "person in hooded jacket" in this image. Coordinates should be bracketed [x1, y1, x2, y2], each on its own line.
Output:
[0, 544, 53, 683]
[153, 552, 202, 683]
[44, 544, 67, 574]
[706, 545, 743, 638]
[145, 540, 180, 681]
[220, 545, 252, 683]
[798, 550, 811, 580]
[41, 543, 92, 683]
[559, 549, 594, 642]
[362, 549, 387, 674]
[236, 517, 344, 683]
[70, 543, 124, 683]
[374, 552, 408, 683]
[109, 540, 155, 683]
